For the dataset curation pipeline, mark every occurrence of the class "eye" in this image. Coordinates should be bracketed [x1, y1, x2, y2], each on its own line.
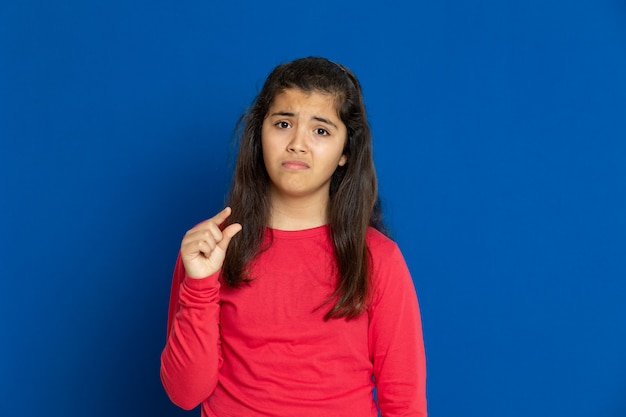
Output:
[275, 121, 291, 129]
[315, 128, 329, 136]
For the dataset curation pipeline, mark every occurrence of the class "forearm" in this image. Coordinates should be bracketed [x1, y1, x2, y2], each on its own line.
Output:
[160, 271, 222, 410]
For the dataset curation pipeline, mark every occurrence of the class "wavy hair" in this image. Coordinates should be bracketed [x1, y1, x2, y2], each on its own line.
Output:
[222, 56, 385, 320]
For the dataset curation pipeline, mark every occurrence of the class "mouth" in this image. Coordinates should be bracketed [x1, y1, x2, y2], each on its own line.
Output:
[282, 160, 310, 170]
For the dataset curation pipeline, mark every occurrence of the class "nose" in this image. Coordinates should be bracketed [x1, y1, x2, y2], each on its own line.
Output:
[287, 126, 308, 153]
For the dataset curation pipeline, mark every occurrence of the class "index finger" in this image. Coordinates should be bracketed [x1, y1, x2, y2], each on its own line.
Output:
[208, 206, 233, 226]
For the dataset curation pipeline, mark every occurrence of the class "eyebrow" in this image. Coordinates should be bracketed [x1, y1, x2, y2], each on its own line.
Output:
[312, 116, 339, 130]
[269, 112, 339, 130]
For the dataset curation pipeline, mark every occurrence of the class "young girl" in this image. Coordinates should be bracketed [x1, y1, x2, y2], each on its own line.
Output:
[160, 57, 427, 417]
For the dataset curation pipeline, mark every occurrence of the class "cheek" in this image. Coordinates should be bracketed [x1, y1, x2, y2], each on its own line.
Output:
[261, 138, 277, 162]
[260, 127, 272, 157]
[260, 125, 268, 147]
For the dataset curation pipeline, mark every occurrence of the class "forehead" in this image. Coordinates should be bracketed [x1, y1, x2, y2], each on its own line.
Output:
[269, 88, 340, 115]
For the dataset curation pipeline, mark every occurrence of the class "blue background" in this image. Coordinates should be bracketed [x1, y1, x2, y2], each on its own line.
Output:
[1, 1, 625, 416]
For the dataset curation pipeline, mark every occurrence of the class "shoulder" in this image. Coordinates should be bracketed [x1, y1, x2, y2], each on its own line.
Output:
[366, 227, 400, 257]
[365, 227, 409, 277]
[365, 227, 417, 311]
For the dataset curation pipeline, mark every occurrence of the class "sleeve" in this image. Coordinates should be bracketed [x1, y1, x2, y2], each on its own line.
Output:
[160, 253, 223, 410]
[368, 242, 427, 417]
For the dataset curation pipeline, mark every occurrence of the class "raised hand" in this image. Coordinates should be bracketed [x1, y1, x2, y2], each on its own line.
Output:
[180, 207, 242, 279]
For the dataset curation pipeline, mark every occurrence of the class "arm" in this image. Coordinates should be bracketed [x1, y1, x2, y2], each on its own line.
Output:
[368, 242, 427, 417]
[160, 207, 242, 410]
[159, 255, 222, 410]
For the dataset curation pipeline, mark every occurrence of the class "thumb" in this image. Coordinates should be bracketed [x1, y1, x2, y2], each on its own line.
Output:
[217, 223, 242, 252]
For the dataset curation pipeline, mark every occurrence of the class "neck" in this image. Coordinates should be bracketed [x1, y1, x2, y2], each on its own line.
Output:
[268, 190, 329, 231]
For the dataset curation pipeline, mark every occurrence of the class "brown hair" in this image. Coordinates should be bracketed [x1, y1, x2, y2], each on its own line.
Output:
[222, 56, 386, 320]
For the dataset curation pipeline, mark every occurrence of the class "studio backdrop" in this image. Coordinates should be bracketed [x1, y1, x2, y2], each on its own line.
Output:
[1, 1, 625, 416]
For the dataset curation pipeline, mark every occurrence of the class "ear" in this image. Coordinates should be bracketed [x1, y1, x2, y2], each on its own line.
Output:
[338, 154, 347, 167]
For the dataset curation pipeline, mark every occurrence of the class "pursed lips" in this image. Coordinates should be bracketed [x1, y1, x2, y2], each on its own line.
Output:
[281, 159, 310, 170]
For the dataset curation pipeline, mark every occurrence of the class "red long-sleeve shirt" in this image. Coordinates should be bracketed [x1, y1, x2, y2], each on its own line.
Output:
[161, 225, 427, 416]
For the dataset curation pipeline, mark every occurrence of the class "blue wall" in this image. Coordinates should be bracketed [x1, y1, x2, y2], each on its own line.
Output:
[1, 1, 625, 416]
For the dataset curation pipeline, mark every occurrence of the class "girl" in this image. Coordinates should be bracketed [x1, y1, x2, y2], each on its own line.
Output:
[160, 57, 427, 416]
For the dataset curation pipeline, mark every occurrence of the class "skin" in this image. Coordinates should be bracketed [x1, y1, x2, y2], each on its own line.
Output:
[181, 207, 242, 279]
[261, 88, 347, 230]
[181, 88, 347, 278]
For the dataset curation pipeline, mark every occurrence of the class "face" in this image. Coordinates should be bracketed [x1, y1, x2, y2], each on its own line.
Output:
[261, 88, 347, 205]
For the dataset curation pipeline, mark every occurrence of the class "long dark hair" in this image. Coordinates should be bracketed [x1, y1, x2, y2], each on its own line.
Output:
[222, 56, 385, 320]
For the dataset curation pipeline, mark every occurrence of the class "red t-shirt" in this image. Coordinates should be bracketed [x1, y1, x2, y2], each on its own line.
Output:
[161, 226, 427, 416]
